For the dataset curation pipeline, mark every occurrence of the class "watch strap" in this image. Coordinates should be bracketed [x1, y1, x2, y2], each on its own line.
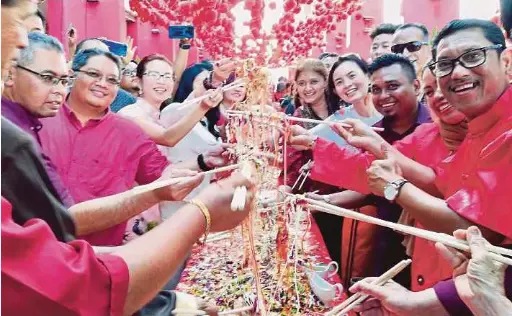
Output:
[393, 179, 409, 198]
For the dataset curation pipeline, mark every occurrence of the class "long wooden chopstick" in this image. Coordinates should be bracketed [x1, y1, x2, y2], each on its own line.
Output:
[171, 309, 206, 315]
[225, 110, 385, 132]
[301, 197, 512, 265]
[171, 304, 253, 315]
[131, 164, 241, 195]
[326, 259, 412, 316]
[218, 305, 255, 315]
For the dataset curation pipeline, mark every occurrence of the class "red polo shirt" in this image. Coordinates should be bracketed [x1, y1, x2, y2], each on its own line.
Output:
[40, 104, 169, 246]
[310, 123, 454, 290]
[435, 86, 512, 240]
[1, 197, 129, 316]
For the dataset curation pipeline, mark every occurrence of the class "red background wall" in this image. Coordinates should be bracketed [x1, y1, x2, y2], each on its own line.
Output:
[45, 0, 460, 65]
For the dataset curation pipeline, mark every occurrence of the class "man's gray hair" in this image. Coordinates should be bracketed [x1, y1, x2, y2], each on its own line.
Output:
[18, 32, 64, 67]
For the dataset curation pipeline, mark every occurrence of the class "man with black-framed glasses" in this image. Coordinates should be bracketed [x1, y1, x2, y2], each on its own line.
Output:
[2, 31, 75, 208]
[391, 23, 432, 76]
[348, 19, 512, 316]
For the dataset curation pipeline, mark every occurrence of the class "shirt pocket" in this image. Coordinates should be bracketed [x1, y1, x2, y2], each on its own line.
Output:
[73, 157, 130, 197]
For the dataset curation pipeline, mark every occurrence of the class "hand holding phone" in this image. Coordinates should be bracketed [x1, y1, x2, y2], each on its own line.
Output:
[67, 24, 77, 46]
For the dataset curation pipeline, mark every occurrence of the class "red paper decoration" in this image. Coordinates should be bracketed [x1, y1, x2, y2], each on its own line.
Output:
[130, 0, 364, 65]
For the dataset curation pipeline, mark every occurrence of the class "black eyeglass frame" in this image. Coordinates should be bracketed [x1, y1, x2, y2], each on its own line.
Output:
[16, 65, 76, 87]
[428, 44, 504, 78]
[74, 69, 121, 86]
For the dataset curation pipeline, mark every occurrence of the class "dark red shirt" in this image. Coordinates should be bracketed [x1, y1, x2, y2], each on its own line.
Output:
[1, 197, 129, 316]
[40, 104, 169, 246]
[1, 98, 74, 207]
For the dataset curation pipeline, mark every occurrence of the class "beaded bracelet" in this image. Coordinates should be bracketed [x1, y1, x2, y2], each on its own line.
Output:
[188, 199, 211, 244]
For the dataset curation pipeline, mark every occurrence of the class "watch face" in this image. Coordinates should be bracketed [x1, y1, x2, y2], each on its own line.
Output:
[384, 184, 398, 201]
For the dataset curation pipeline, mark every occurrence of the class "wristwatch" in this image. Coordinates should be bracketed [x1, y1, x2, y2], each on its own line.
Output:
[383, 179, 409, 202]
[179, 39, 191, 50]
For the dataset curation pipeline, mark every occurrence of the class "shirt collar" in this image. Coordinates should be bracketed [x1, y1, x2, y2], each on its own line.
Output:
[62, 102, 112, 128]
[1, 97, 43, 133]
[468, 85, 512, 136]
[376, 102, 431, 129]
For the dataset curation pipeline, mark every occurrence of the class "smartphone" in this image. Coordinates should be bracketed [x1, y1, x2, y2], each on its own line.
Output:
[168, 25, 194, 39]
[100, 39, 128, 57]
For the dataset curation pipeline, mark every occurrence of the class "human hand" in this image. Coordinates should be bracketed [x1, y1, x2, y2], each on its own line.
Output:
[196, 297, 218, 316]
[212, 58, 238, 83]
[122, 36, 137, 66]
[332, 118, 386, 157]
[435, 226, 508, 314]
[203, 143, 231, 169]
[350, 278, 419, 316]
[287, 124, 316, 151]
[154, 167, 203, 201]
[366, 145, 403, 197]
[200, 87, 223, 109]
[196, 172, 256, 232]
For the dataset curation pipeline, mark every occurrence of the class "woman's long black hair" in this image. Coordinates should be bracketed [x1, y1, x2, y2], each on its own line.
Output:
[327, 54, 369, 109]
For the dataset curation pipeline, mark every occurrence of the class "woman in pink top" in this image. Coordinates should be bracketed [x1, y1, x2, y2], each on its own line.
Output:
[118, 54, 223, 148]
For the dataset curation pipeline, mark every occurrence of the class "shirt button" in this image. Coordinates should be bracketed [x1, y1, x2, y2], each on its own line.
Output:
[462, 174, 469, 180]
[417, 275, 425, 286]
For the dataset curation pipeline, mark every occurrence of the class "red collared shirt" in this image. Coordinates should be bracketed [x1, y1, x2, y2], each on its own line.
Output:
[435, 86, 512, 240]
[311, 123, 454, 291]
[1, 197, 129, 316]
[40, 104, 169, 246]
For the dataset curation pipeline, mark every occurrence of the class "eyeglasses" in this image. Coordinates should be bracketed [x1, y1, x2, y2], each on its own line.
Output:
[143, 71, 174, 81]
[122, 69, 137, 77]
[74, 69, 120, 86]
[17, 65, 75, 88]
[391, 41, 428, 54]
[429, 44, 503, 78]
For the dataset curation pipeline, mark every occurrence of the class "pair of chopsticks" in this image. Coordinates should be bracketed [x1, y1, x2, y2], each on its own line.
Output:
[180, 79, 245, 108]
[325, 259, 412, 316]
[291, 159, 311, 191]
[299, 196, 512, 265]
[130, 164, 241, 196]
[171, 304, 255, 315]
[284, 116, 385, 132]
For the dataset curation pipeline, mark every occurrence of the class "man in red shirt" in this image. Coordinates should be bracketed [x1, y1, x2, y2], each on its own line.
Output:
[347, 19, 512, 315]
[39, 48, 226, 246]
[0, 1, 254, 316]
[2, 32, 207, 247]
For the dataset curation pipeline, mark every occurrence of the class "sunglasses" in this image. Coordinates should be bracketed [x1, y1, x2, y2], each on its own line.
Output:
[391, 41, 428, 54]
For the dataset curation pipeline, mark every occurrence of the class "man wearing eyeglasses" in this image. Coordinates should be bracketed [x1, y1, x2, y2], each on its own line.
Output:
[391, 23, 432, 76]
[120, 60, 140, 98]
[348, 19, 512, 316]
[501, 0, 512, 83]
[2, 32, 75, 208]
